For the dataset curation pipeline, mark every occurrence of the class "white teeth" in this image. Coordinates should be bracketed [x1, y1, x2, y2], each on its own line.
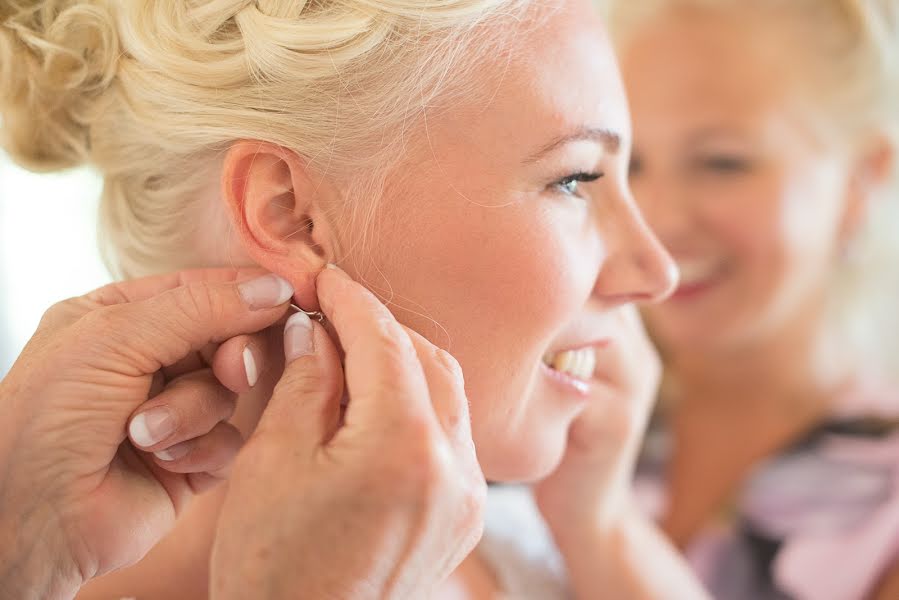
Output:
[544, 347, 596, 381]
[581, 351, 596, 380]
[554, 350, 573, 374]
[677, 258, 724, 286]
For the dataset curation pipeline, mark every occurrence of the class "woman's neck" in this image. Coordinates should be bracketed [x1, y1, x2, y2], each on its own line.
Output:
[657, 306, 858, 546]
[663, 306, 852, 424]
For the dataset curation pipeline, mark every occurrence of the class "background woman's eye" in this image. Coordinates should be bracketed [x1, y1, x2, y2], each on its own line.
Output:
[699, 155, 752, 173]
[554, 172, 604, 197]
[629, 157, 644, 178]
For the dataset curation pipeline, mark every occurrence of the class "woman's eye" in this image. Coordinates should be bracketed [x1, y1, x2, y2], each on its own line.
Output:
[628, 157, 644, 178]
[700, 155, 752, 173]
[554, 172, 604, 197]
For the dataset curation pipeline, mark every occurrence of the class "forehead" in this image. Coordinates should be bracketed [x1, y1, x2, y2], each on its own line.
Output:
[422, 0, 630, 164]
[621, 11, 793, 127]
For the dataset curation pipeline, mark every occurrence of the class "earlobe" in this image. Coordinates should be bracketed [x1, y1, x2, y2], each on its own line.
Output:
[839, 137, 895, 249]
[222, 141, 334, 310]
[865, 138, 894, 185]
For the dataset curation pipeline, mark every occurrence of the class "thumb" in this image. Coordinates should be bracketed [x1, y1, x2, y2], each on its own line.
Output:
[256, 312, 344, 447]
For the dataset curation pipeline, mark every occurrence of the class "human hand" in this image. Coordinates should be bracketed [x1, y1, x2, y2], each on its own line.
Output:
[533, 305, 661, 534]
[211, 266, 486, 600]
[0, 269, 293, 599]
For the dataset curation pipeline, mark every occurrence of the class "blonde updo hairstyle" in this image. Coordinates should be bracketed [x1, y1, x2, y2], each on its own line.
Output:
[606, 0, 899, 378]
[0, 0, 529, 278]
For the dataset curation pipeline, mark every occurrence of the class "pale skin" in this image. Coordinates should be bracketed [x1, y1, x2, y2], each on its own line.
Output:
[0, 265, 489, 599]
[80, 0, 712, 597]
[0, 268, 296, 598]
[620, 7, 897, 597]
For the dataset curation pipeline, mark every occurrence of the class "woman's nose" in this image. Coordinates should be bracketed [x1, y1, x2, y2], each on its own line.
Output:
[592, 198, 679, 306]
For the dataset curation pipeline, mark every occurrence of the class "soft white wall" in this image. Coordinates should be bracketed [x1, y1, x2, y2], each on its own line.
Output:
[0, 154, 110, 376]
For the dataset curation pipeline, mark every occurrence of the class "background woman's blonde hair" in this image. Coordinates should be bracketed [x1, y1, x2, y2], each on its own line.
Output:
[606, 0, 899, 381]
[0, 0, 529, 278]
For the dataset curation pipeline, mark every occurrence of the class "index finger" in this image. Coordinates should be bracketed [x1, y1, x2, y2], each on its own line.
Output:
[84, 267, 270, 307]
[76, 273, 294, 375]
[315, 266, 434, 430]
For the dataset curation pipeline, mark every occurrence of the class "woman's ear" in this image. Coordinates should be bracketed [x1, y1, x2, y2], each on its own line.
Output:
[222, 140, 337, 310]
[840, 136, 895, 247]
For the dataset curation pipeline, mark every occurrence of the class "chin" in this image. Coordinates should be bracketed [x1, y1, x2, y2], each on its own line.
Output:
[476, 421, 570, 484]
[647, 311, 741, 354]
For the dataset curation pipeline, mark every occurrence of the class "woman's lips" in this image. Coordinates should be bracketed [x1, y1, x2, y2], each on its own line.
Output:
[670, 258, 728, 301]
[671, 277, 719, 301]
[541, 362, 592, 396]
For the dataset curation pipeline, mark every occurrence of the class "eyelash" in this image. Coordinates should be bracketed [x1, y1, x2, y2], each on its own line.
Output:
[553, 171, 605, 197]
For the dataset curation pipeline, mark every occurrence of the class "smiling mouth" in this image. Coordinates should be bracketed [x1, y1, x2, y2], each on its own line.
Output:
[672, 258, 728, 299]
[677, 258, 727, 287]
[542, 346, 596, 382]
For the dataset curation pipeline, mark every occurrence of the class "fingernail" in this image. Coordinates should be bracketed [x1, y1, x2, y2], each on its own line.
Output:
[155, 443, 190, 462]
[238, 274, 294, 310]
[129, 407, 176, 447]
[284, 311, 314, 363]
[243, 345, 259, 388]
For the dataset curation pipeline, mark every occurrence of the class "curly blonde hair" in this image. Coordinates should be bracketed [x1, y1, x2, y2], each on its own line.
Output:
[0, 0, 529, 278]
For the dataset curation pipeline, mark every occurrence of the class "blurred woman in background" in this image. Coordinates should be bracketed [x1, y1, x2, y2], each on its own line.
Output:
[608, 1, 899, 598]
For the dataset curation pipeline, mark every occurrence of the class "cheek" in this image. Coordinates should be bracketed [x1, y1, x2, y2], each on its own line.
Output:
[706, 168, 845, 307]
[391, 202, 585, 355]
[354, 189, 594, 394]
[347, 186, 600, 479]
[706, 181, 785, 273]
[779, 165, 847, 266]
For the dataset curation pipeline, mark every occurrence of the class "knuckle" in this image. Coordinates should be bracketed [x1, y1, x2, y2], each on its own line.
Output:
[373, 319, 417, 360]
[366, 328, 422, 381]
[190, 377, 236, 422]
[274, 357, 335, 399]
[83, 281, 130, 306]
[432, 347, 464, 386]
[70, 305, 160, 372]
[215, 387, 238, 421]
[385, 422, 445, 490]
[459, 479, 487, 533]
[174, 282, 217, 324]
[74, 305, 129, 344]
[41, 298, 75, 323]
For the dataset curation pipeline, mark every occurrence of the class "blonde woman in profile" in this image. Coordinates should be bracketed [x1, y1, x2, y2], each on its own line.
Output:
[608, 1, 899, 599]
[0, 0, 709, 598]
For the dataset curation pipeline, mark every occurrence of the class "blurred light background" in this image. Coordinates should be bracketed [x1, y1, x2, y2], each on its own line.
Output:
[0, 153, 110, 376]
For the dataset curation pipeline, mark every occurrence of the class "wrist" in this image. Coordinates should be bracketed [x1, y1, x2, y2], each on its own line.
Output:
[537, 483, 627, 543]
[546, 506, 626, 559]
[0, 499, 83, 600]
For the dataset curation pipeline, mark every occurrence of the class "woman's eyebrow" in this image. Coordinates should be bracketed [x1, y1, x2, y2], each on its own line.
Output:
[523, 126, 622, 164]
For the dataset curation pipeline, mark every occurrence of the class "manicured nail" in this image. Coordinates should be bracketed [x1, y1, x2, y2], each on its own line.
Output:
[284, 311, 314, 363]
[238, 274, 294, 310]
[155, 443, 190, 462]
[243, 345, 258, 388]
[129, 407, 176, 447]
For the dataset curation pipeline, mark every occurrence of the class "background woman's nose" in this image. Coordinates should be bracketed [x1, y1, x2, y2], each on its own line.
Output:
[632, 175, 694, 254]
